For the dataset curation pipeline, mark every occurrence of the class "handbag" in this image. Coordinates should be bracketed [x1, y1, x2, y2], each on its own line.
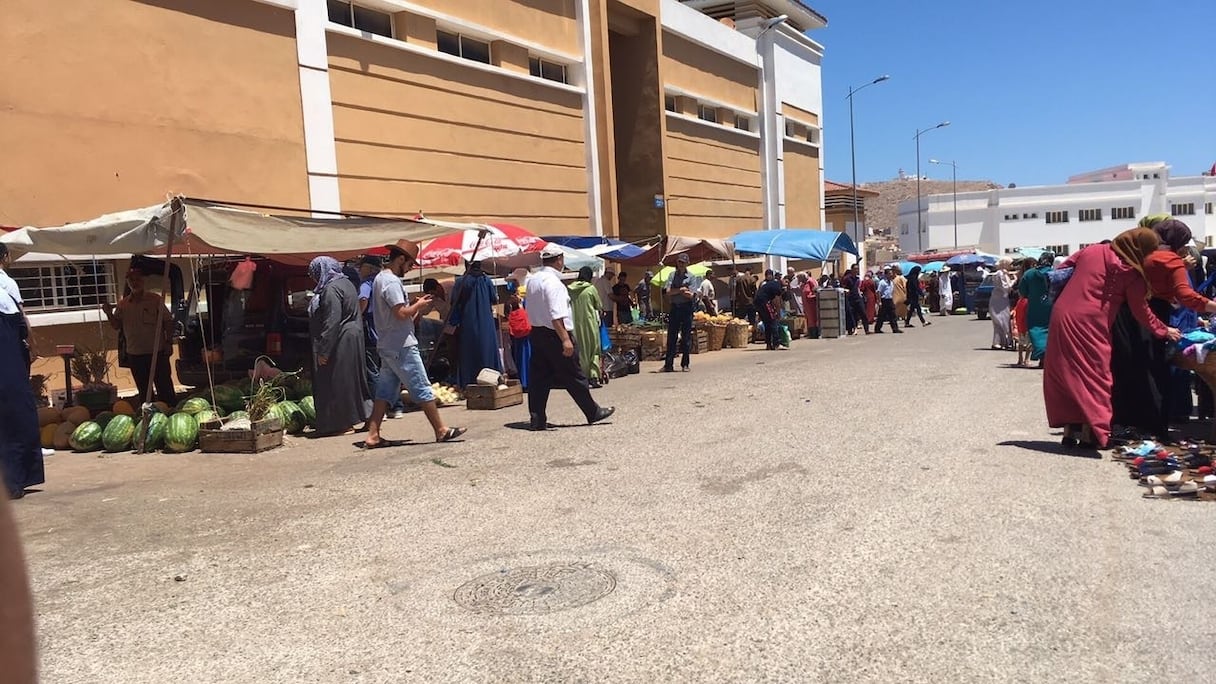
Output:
[506, 307, 531, 339]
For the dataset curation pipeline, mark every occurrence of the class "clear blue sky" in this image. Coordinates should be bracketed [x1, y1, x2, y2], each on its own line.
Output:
[814, 0, 1216, 187]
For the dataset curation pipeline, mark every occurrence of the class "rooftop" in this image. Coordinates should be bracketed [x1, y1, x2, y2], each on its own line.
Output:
[679, 0, 827, 32]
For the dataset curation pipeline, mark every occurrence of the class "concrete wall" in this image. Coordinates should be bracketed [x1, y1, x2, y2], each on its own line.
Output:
[408, 0, 582, 55]
[783, 142, 821, 228]
[664, 117, 762, 239]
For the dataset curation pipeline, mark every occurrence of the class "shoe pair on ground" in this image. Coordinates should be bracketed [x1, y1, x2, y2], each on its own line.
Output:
[529, 406, 615, 431]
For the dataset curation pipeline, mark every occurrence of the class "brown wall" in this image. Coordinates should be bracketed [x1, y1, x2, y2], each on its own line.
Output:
[408, 0, 580, 54]
[664, 118, 762, 239]
[327, 34, 591, 234]
[608, 20, 668, 243]
[782, 103, 820, 126]
[0, 0, 309, 227]
[661, 33, 757, 111]
[784, 143, 822, 229]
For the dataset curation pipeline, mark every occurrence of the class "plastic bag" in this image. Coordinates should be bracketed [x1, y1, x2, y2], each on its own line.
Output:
[600, 322, 611, 351]
[779, 324, 792, 347]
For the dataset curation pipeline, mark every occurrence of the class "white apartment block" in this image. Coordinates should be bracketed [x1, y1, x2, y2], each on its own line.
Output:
[897, 162, 1216, 257]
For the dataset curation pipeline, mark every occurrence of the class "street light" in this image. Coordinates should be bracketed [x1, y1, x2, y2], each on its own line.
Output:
[847, 75, 890, 259]
[929, 159, 958, 249]
[914, 121, 950, 253]
[756, 13, 787, 272]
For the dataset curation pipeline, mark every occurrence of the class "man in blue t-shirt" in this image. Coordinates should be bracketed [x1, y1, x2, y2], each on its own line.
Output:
[357, 255, 404, 418]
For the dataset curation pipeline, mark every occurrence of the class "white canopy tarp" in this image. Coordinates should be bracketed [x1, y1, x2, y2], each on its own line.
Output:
[0, 200, 465, 265]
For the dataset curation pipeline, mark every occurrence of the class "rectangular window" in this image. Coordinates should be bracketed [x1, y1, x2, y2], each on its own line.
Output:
[8, 262, 117, 313]
[1046, 210, 1069, 224]
[1171, 202, 1196, 216]
[697, 104, 718, 123]
[664, 95, 677, 112]
[437, 30, 491, 64]
[734, 116, 751, 132]
[529, 56, 567, 84]
[1111, 206, 1135, 220]
[1078, 208, 1102, 222]
[806, 128, 818, 144]
[1045, 243, 1070, 256]
[1206, 202, 1213, 215]
[1207, 236, 1214, 248]
[1078, 242, 1095, 250]
[327, 1, 392, 38]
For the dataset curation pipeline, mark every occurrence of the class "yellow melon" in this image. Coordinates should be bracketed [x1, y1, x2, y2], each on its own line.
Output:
[40, 423, 59, 448]
[112, 400, 136, 416]
[37, 407, 62, 427]
[62, 406, 91, 425]
[52, 422, 76, 450]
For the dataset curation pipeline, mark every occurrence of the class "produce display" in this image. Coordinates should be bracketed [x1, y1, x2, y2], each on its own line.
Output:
[164, 413, 200, 453]
[692, 312, 733, 325]
[270, 400, 307, 434]
[101, 414, 136, 452]
[69, 422, 103, 452]
[141, 413, 168, 451]
[297, 397, 316, 427]
[404, 382, 462, 407]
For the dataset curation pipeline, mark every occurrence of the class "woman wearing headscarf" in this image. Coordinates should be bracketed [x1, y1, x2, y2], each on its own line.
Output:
[801, 273, 820, 339]
[1017, 253, 1056, 364]
[1110, 219, 1216, 440]
[891, 265, 908, 321]
[986, 258, 1014, 349]
[1011, 258, 1038, 367]
[449, 261, 501, 390]
[903, 265, 930, 327]
[308, 256, 369, 435]
[860, 271, 879, 327]
[1044, 230, 1180, 449]
[568, 267, 604, 387]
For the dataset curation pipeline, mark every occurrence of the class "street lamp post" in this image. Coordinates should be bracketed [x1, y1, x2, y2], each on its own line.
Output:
[914, 121, 950, 253]
[929, 159, 958, 249]
[847, 75, 890, 261]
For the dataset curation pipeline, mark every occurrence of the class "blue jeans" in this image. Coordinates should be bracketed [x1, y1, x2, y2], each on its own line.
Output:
[376, 346, 433, 404]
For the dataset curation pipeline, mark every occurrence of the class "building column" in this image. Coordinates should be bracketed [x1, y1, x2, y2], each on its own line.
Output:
[294, 0, 340, 215]
[576, 0, 605, 236]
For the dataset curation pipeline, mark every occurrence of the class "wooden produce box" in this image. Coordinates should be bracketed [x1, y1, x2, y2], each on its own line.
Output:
[640, 330, 665, 361]
[609, 325, 642, 352]
[689, 328, 710, 354]
[465, 380, 523, 410]
[199, 416, 284, 454]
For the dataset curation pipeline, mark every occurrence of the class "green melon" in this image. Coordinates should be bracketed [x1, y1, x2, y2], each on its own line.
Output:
[69, 422, 104, 452]
[178, 397, 211, 415]
[226, 410, 250, 422]
[101, 414, 136, 452]
[140, 413, 169, 451]
[291, 379, 313, 401]
[164, 413, 199, 453]
[211, 385, 246, 414]
[93, 411, 116, 429]
[194, 409, 220, 426]
[272, 401, 306, 434]
[297, 396, 316, 427]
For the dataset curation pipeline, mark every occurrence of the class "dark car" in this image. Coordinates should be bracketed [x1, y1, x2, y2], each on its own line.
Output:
[176, 258, 315, 388]
[974, 283, 993, 319]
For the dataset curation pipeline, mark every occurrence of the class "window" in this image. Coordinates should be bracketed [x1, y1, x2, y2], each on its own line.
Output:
[1045, 210, 1069, 224]
[697, 104, 718, 123]
[327, 1, 393, 38]
[734, 116, 751, 132]
[1078, 242, 1095, 250]
[1207, 236, 1214, 248]
[1003, 214, 1018, 221]
[664, 95, 677, 112]
[528, 57, 568, 84]
[8, 262, 116, 313]
[806, 128, 818, 144]
[900, 224, 908, 235]
[1171, 202, 1195, 216]
[437, 30, 491, 64]
[1045, 244, 1070, 256]
[1078, 208, 1102, 222]
[1112, 206, 1135, 220]
[1206, 202, 1213, 215]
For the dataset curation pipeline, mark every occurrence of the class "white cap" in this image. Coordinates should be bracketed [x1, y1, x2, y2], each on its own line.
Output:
[539, 244, 564, 259]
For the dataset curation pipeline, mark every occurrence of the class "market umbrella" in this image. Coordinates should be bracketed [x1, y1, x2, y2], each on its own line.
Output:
[650, 263, 711, 286]
[920, 260, 947, 273]
[1010, 247, 1048, 261]
[415, 223, 546, 268]
[887, 261, 919, 274]
[480, 242, 603, 275]
[945, 252, 997, 267]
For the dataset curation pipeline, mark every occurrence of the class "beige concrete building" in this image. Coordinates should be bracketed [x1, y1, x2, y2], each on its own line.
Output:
[1, 0, 826, 390]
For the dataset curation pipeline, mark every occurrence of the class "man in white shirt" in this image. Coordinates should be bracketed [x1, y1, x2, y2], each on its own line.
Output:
[595, 268, 616, 326]
[525, 246, 615, 431]
[698, 267, 717, 315]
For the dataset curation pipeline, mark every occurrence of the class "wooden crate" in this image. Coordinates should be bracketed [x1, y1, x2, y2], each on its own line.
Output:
[609, 325, 642, 351]
[689, 328, 710, 354]
[464, 380, 523, 410]
[640, 330, 665, 361]
[199, 417, 284, 454]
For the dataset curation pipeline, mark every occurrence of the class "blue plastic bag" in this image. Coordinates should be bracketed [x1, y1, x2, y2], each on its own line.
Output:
[600, 322, 611, 351]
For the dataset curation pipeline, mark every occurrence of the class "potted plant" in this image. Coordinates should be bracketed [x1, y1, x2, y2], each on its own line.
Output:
[71, 347, 116, 412]
[29, 374, 49, 408]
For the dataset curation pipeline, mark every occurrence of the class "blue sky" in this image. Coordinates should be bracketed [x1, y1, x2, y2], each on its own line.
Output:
[814, 0, 1216, 187]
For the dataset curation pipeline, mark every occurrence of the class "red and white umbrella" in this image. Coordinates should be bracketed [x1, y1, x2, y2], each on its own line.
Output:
[416, 223, 546, 268]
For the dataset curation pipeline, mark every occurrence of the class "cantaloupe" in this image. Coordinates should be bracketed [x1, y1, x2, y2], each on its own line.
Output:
[40, 423, 59, 448]
[62, 406, 91, 425]
[38, 407, 62, 427]
[112, 400, 136, 416]
[52, 422, 76, 450]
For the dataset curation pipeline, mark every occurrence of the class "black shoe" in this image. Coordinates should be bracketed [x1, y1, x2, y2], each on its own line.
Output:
[659, 366, 676, 373]
[923, 321, 932, 326]
[588, 406, 615, 425]
[8, 489, 25, 500]
[904, 323, 915, 328]
[680, 365, 689, 372]
[529, 413, 550, 431]
[893, 330, 904, 334]
[589, 379, 602, 389]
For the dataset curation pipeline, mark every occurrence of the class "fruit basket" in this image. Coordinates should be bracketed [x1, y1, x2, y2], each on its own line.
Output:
[723, 321, 750, 348]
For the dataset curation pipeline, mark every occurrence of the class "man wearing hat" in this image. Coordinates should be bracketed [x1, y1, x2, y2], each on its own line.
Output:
[524, 245, 615, 430]
[661, 253, 696, 372]
[363, 239, 466, 447]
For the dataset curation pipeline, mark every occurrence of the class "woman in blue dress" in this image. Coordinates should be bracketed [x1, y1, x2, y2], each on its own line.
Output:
[449, 261, 502, 388]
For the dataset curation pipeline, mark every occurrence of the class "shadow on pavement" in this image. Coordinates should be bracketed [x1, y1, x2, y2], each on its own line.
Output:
[997, 440, 1102, 459]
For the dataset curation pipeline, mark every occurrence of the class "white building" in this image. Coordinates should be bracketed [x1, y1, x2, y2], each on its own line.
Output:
[897, 162, 1216, 257]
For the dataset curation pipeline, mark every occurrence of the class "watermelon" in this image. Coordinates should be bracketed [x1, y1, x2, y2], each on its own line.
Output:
[226, 410, 250, 422]
[272, 401, 306, 433]
[69, 422, 104, 452]
[298, 396, 316, 427]
[194, 409, 220, 426]
[211, 385, 246, 413]
[102, 414, 137, 452]
[291, 379, 313, 401]
[139, 413, 169, 451]
[93, 411, 117, 429]
[164, 413, 199, 453]
[179, 397, 211, 415]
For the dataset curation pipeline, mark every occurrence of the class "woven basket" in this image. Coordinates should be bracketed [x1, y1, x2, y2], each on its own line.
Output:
[724, 323, 749, 348]
[706, 323, 727, 351]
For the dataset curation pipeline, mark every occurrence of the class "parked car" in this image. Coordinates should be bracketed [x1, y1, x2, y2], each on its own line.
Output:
[973, 283, 993, 320]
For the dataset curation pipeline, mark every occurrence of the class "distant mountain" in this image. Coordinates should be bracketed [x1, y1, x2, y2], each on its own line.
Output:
[863, 177, 1001, 234]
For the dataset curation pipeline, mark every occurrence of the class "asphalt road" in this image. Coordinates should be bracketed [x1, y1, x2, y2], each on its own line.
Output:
[15, 315, 1216, 683]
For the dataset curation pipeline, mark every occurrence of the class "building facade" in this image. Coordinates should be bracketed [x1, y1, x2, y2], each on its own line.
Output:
[897, 162, 1216, 257]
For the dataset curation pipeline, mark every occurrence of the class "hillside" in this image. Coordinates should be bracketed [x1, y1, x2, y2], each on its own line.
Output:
[862, 178, 1001, 233]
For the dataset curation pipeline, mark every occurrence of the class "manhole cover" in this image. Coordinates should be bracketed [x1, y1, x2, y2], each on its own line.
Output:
[453, 562, 617, 615]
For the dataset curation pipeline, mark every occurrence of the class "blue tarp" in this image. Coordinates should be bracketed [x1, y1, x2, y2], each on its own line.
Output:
[730, 229, 859, 260]
[542, 235, 647, 261]
[920, 261, 947, 273]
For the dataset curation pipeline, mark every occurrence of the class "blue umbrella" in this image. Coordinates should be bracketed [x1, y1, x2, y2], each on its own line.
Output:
[920, 260, 947, 273]
[887, 261, 919, 274]
[945, 253, 997, 267]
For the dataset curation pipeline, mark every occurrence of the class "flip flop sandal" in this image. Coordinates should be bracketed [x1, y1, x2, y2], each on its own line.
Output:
[437, 427, 467, 443]
[1204, 475, 1216, 492]
[1182, 454, 1212, 468]
[1141, 471, 1190, 487]
[1138, 462, 1180, 476]
[358, 438, 410, 450]
[1143, 482, 1200, 499]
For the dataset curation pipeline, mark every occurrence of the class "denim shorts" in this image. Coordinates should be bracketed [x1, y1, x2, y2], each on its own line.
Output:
[375, 346, 433, 404]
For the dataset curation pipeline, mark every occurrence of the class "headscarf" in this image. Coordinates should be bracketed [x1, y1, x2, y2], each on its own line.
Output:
[1052, 256, 1067, 269]
[1110, 228, 1160, 298]
[1138, 214, 1171, 229]
[577, 266, 594, 282]
[1152, 218, 1192, 251]
[1036, 252, 1056, 268]
[307, 256, 345, 313]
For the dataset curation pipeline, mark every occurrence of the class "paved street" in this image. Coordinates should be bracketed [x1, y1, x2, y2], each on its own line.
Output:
[16, 315, 1216, 683]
